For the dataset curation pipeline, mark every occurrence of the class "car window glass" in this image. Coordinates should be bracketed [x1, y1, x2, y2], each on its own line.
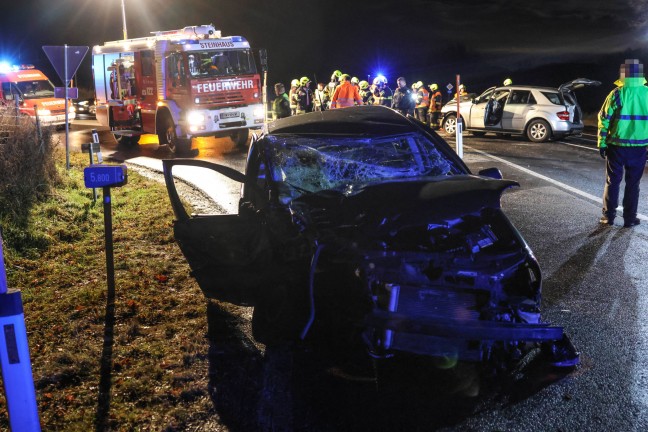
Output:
[528, 93, 537, 104]
[264, 134, 457, 203]
[541, 91, 563, 105]
[493, 89, 510, 103]
[509, 90, 531, 104]
[476, 88, 494, 103]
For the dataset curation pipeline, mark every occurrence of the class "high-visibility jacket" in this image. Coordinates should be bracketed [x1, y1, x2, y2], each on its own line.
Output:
[331, 81, 363, 108]
[428, 91, 443, 112]
[415, 88, 429, 109]
[598, 76, 648, 148]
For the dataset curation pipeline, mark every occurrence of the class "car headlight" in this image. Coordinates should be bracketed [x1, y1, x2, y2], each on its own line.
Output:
[187, 111, 206, 125]
[39, 109, 51, 116]
[253, 107, 264, 118]
[68, 106, 76, 113]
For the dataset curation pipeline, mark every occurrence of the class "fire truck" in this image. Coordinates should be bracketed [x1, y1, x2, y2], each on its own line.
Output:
[0, 64, 75, 127]
[92, 24, 265, 152]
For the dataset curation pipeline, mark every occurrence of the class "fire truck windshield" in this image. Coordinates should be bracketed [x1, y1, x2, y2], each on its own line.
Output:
[188, 49, 257, 78]
[16, 80, 55, 99]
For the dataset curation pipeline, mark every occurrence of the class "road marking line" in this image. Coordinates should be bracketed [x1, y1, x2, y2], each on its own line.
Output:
[556, 141, 597, 150]
[467, 146, 648, 222]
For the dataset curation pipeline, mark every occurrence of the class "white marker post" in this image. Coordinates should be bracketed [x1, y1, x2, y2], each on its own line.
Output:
[0, 230, 41, 431]
[455, 74, 463, 159]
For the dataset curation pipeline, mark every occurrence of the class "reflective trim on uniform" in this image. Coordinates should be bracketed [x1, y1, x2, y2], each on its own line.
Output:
[607, 137, 648, 145]
[618, 115, 648, 120]
[613, 89, 622, 109]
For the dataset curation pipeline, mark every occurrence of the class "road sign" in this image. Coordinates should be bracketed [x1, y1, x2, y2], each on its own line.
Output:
[54, 87, 78, 99]
[42, 45, 89, 84]
[84, 165, 128, 189]
[446, 83, 454, 91]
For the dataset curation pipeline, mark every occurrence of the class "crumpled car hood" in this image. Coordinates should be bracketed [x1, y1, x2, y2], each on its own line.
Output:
[291, 175, 519, 228]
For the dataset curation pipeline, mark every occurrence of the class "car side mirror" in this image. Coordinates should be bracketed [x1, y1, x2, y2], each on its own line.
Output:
[478, 167, 503, 180]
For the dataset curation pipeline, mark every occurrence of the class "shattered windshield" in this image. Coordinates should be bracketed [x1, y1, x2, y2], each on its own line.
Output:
[265, 133, 458, 202]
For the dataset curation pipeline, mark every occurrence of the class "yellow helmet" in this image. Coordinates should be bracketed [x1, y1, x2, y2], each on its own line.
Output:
[503, 78, 513, 86]
[331, 70, 342, 80]
[291, 79, 299, 87]
[351, 76, 359, 84]
[300, 76, 311, 86]
[359, 80, 369, 89]
[415, 81, 424, 89]
[429, 83, 438, 91]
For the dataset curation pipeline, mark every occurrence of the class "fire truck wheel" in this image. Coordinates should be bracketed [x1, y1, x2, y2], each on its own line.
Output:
[230, 129, 250, 149]
[116, 135, 138, 147]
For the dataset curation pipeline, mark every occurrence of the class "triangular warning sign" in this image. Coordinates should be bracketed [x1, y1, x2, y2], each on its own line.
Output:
[42, 45, 89, 84]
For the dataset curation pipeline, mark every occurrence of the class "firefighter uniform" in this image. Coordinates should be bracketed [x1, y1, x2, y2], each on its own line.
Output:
[295, 76, 313, 114]
[598, 59, 648, 227]
[428, 83, 443, 129]
[414, 82, 430, 123]
[331, 75, 363, 108]
[372, 76, 393, 107]
[392, 77, 415, 116]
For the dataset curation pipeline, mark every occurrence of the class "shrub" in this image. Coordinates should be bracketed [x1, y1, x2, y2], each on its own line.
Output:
[0, 106, 60, 230]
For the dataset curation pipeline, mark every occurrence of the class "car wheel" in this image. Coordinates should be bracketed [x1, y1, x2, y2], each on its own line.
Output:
[526, 119, 551, 142]
[158, 115, 190, 153]
[116, 134, 138, 147]
[443, 115, 457, 134]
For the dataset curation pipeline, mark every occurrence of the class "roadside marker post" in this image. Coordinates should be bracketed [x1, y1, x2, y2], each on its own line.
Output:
[83, 165, 127, 429]
[455, 74, 463, 159]
[0, 228, 42, 431]
[83, 165, 128, 301]
[81, 130, 104, 203]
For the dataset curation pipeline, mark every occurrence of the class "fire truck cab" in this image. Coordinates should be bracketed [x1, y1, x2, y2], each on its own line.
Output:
[92, 24, 265, 152]
[0, 64, 75, 127]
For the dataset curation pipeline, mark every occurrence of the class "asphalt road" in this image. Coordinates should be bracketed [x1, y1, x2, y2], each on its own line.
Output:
[64, 121, 648, 431]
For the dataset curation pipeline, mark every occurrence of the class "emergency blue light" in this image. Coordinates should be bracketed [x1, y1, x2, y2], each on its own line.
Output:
[84, 165, 128, 188]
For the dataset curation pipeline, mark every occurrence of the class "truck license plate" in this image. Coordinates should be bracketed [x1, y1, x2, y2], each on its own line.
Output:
[220, 111, 240, 120]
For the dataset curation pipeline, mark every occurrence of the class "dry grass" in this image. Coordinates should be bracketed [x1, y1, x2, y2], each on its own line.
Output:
[1, 149, 219, 430]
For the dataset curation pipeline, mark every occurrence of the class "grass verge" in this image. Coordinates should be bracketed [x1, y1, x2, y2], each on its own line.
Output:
[1, 152, 218, 431]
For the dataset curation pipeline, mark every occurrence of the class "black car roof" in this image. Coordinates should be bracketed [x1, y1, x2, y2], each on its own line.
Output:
[267, 105, 417, 136]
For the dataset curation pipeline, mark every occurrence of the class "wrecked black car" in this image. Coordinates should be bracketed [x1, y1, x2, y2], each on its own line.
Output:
[163, 105, 577, 371]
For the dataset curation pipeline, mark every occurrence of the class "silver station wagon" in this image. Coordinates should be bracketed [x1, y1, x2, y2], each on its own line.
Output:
[441, 79, 600, 142]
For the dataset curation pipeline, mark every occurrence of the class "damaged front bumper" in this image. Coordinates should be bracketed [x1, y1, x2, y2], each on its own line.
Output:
[365, 310, 579, 367]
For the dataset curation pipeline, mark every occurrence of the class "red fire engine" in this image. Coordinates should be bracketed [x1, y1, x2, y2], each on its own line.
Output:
[0, 64, 75, 127]
[92, 24, 265, 152]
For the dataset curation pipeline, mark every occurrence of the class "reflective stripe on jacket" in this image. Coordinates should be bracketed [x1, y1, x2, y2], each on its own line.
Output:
[331, 82, 362, 108]
[428, 91, 443, 112]
[598, 77, 648, 148]
[415, 88, 429, 109]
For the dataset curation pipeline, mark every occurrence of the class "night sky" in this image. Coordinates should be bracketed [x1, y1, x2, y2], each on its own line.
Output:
[2, 1, 647, 110]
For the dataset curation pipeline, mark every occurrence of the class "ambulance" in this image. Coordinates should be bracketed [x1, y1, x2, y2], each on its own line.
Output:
[92, 24, 265, 152]
[0, 63, 75, 127]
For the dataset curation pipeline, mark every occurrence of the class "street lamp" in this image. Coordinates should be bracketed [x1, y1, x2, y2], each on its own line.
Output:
[120, 0, 128, 40]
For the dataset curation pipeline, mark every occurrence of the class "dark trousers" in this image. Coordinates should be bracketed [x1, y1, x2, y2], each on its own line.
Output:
[603, 145, 648, 220]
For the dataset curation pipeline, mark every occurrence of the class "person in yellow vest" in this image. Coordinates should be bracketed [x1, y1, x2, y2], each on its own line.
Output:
[413, 81, 430, 123]
[330, 74, 363, 108]
[598, 59, 648, 227]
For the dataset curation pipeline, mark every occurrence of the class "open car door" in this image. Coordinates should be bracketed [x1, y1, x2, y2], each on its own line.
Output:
[163, 159, 271, 306]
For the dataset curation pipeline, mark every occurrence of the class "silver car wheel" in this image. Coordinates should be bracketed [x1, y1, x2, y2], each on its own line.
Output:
[443, 115, 457, 134]
[527, 119, 550, 142]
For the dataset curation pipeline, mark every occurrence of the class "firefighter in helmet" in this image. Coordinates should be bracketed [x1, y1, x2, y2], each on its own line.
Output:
[295, 76, 313, 114]
[358, 80, 373, 105]
[428, 83, 443, 129]
[372, 75, 393, 107]
[324, 70, 342, 108]
[413, 81, 430, 123]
